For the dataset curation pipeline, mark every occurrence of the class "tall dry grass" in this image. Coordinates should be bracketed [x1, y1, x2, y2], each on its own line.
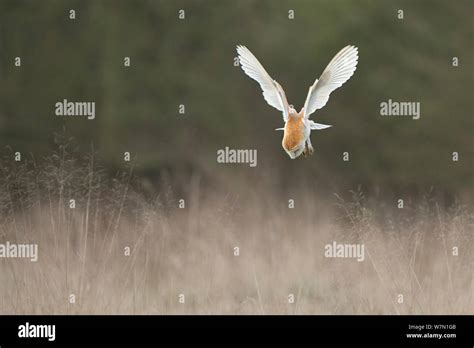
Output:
[0, 141, 473, 314]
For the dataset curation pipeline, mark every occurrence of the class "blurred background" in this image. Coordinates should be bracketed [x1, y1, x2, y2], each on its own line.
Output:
[0, 0, 472, 203]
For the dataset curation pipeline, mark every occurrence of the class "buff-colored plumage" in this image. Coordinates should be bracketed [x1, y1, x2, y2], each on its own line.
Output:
[237, 45, 358, 159]
[282, 110, 305, 153]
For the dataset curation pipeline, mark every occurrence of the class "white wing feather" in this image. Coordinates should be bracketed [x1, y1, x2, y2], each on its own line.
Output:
[237, 45, 289, 121]
[303, 45, 358, 119]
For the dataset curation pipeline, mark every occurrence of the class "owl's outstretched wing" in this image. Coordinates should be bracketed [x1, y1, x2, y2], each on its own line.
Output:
[303, 45, 358, 119]
[237, 45, 289, 122]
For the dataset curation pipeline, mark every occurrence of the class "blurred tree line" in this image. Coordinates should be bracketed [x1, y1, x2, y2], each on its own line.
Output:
[0, 0, 472, 201]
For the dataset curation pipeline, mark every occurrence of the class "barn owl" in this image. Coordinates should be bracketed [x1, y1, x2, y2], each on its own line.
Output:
[237, 45, 358, 159]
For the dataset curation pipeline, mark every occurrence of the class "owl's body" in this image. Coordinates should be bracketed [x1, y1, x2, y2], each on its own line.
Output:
[237, 45, 358, 159]
[282, 109, 311, 159]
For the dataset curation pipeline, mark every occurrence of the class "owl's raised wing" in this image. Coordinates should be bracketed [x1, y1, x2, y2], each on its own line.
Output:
[303, 45, 358, 119]
[237, 45, 289, 122]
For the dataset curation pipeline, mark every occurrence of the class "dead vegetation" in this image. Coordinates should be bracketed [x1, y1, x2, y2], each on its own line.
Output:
[0, 143, 472, 314]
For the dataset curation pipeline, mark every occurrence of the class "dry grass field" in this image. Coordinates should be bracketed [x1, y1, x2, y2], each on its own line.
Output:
[0, 144, 472, 315]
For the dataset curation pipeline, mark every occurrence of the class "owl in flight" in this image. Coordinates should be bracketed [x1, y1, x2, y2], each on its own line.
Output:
[237, 45, 358, 159]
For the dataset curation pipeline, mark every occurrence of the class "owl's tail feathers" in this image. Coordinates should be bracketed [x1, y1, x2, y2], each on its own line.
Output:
[309, 120, 332, 130]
